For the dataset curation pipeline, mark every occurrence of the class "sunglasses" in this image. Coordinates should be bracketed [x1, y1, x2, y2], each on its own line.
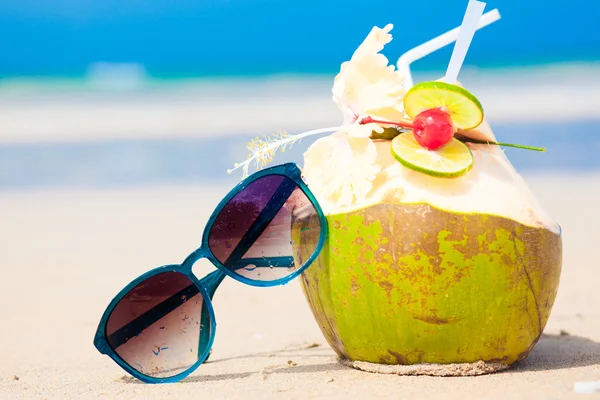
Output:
[93, 163, 328, 383]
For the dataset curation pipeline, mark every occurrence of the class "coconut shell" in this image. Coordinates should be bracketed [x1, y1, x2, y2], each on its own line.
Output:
[292, 203, 562, 367]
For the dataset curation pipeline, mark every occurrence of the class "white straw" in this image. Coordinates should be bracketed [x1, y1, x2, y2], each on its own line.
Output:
[397, 8, 501, 89]
[443, 0, 487, 84]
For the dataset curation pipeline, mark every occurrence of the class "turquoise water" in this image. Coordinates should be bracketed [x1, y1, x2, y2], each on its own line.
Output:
[1, 1, 599, 79]
[1, 119, 598, 190]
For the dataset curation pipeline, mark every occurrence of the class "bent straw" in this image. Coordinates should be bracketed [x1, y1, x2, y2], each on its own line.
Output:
[443, 0, 487, 84]
[397, 8, 501, 89]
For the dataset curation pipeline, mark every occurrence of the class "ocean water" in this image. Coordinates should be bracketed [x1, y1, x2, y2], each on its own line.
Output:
[1, 1, 599, 78]
[1, 118, 598, 191]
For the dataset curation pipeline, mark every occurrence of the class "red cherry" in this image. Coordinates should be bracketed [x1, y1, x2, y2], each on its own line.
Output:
[412, 107, 456, 150]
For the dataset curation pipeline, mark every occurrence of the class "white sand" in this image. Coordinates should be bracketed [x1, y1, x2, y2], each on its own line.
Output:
[1, 173, 599, 399]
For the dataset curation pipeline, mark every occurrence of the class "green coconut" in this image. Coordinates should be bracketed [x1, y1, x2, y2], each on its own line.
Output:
[292, 126, 563, 369]
[293, 204, 561, 365]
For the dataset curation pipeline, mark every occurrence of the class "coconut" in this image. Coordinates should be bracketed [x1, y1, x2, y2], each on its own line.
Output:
[291, 118, 562, 372]
[223, 22, 562, 373]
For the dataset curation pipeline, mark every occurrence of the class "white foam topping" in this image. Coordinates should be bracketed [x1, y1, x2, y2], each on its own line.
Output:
[304, 138, 560, 234]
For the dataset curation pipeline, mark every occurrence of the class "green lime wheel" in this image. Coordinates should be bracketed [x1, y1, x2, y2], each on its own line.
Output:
[391, 132, 473, 178]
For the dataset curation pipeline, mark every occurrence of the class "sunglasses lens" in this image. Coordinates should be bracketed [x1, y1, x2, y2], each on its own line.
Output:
[105, 271, 212, 379]
[208, 174, 322, 282]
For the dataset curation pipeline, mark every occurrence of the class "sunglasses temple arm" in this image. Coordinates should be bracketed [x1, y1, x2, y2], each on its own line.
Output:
[200, 255, 294, 300]
[233, 256, 295, 269]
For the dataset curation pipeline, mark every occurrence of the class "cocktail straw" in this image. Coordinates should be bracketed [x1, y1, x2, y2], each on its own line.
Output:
[443, 0, 487, 84]
[397, 8, 501, 89]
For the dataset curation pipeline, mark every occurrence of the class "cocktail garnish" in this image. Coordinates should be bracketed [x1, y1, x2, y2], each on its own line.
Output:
[227, 127, 341, 178]
[391, 132, 473, 178]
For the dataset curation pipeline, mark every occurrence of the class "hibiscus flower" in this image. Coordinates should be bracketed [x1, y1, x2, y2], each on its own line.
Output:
[331, 23, 406, 138]
[303, 133, 380, 210]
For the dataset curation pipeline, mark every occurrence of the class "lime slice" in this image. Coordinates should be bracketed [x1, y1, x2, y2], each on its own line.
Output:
[403, 81, 484, 130]
[391, 132, 473, 178]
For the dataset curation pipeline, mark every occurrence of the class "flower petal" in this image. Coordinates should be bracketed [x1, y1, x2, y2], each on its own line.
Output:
[346, 121, 383, 138]
[332, 24, 406, 125]
[303, 134, 380, 210]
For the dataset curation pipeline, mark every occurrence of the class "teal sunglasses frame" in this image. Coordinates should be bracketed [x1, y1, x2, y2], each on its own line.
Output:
[93, 163, 328, 383]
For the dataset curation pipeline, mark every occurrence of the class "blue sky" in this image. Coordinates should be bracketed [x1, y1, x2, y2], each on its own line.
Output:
[1, 0, 598, 77]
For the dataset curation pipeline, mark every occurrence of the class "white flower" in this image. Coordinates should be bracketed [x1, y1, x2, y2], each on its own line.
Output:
[346, 119, 385, 139]
[303, 132, 381, 209]
[332, 23, 406, 137]
[300, 23, 406, 208]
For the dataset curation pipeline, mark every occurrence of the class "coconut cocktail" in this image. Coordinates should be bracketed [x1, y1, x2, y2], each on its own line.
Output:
[230, 4, 562, 374]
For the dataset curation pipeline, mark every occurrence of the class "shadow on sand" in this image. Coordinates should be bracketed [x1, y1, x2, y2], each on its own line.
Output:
[204, 344, 334, 365]
[509, 333, 600, 372]
[118, 343, 343, 384]
[119, 333, 600, 384]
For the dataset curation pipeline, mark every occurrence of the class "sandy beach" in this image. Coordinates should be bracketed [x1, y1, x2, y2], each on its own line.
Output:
[0, 171, 599, 400]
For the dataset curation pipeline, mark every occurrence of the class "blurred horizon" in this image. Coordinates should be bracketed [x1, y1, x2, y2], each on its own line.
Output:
[1, 0, 600, 81]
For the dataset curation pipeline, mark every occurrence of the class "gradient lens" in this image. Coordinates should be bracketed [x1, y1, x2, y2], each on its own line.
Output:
[105, 271, 211, 378]
[208, 174, 321, 282]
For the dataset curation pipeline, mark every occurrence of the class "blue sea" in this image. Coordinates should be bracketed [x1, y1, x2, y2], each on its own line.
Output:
[0, 118, 599, 191]
[1, 0, 599, 190]
[1, 1, 599, 78]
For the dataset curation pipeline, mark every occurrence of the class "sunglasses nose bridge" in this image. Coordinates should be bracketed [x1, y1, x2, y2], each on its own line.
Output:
[180, 246, 211, 272]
